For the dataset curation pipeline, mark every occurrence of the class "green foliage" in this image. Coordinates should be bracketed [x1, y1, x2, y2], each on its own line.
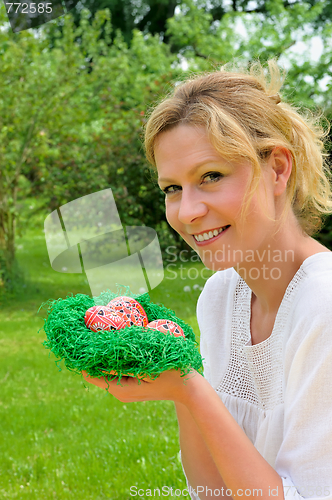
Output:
[0, 6, 96, 284]
[166, 0, 327, 68]
[59, 0, 332, 50]
[0, 5, 187, 293]
[54, 0, 180, 46]
[0, 250, 24, 299]
[22, 11, 185, 251]
[2, 0, 332, 296]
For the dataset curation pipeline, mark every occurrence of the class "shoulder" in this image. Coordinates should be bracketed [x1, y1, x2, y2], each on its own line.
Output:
[286, 255, 332, 350]
[291, 256, 332, 317]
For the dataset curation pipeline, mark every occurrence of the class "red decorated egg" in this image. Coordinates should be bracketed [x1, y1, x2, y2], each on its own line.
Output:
[106, 296, 148, 327]
[147, 319, 185, 338]
[85, 306, 110, 329]
[85, 306, 116, 331]
[85, 306, 131, 332]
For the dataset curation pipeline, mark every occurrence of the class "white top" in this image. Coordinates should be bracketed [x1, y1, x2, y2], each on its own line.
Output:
[183, 252, 332, 500]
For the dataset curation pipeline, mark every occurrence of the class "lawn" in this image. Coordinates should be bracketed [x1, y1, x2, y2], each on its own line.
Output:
[0, 225, 214, 499]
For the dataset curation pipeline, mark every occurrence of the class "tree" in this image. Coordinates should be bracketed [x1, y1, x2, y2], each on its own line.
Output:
[0, 8, 113, 289]
[22, 13, 185, 239]
[0, 5, 186, 292]
[61, 0, 331, 48]
[2, 0, 332, 294]
[54, 0, 180, 46]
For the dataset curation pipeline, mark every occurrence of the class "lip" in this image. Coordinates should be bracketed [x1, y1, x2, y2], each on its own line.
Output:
[192, 225, 230, 246]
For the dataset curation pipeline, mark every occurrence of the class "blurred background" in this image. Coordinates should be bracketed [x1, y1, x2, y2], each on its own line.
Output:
[1, 0, 332, 497]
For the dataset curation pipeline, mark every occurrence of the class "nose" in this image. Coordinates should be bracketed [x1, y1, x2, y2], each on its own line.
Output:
[177, 187, 208, 224]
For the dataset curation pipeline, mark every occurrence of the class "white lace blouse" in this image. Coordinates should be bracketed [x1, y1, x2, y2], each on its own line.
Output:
[183, 252, 332, 500]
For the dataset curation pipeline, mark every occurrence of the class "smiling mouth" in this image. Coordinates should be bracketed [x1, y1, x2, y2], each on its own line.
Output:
[193, 225, 230, 242]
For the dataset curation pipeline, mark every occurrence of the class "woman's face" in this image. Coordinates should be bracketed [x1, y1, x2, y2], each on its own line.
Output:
[155, 124, 280, 271]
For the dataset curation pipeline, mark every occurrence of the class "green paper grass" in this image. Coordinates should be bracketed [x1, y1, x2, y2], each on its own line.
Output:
[39, 288, 204, 384]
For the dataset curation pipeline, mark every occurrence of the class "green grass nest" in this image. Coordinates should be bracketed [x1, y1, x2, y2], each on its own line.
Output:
[40, 288, 204, 383]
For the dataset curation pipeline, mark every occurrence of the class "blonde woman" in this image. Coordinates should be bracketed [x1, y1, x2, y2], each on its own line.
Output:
[83, 61, 332, 500]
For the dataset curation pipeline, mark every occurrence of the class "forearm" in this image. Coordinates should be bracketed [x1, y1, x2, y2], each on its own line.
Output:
[175, 401, 228, 499]
[181, 373, 284, 500]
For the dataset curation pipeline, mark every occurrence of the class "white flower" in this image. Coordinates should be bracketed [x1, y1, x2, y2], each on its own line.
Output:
[193, 284, 200, 290]
[183, 286, 191, 292]
[139, 287, 146, 294]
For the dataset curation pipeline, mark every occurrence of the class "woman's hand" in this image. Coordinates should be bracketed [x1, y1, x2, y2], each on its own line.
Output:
[81, 368, 200, 404]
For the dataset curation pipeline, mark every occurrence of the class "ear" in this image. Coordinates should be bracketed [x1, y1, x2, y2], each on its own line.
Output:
[268, 147, 292, 197]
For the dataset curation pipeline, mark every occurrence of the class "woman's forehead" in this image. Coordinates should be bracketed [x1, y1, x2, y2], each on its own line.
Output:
[155, 125, 220, 164]
[155, 123, 206, 147]
[154, 124, 243, 180]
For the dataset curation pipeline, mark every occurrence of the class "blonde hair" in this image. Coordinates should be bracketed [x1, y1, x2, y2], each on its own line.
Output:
[144, 60, 332, 237]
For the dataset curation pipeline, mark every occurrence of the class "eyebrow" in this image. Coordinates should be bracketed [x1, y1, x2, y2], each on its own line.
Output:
[158, 159, 223, 183]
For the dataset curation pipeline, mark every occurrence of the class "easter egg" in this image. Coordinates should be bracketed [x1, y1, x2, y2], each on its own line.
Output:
[147, 319, 185, 338]
[85, 306, 110, 329]
[107, 296, 148, 327]
[85, 305, 116, 331]
[84, 306, 129, 332]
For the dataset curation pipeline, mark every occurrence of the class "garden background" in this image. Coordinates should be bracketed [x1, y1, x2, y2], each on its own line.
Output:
[1, 0, 332, 498]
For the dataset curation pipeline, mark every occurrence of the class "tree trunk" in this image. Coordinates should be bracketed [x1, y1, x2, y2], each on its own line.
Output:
[0, 193, 15, 274]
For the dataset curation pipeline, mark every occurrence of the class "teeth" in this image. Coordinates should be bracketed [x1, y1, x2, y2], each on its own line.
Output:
[193, 226, 228, 242]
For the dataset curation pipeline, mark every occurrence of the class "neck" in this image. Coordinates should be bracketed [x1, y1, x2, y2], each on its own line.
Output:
[233, 224, 329, 316]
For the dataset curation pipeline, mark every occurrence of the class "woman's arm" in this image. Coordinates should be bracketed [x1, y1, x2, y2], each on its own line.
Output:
[180, 373, 284, 500]
[174, 401, 228, 500]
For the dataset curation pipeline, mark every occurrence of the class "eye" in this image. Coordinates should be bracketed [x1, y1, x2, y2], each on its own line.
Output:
[160, 171, 223, 194]
[162, 185, 181, 195]
[202, 171, 223, 183]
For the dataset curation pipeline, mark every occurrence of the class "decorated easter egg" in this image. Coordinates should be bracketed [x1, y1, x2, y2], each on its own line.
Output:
[147, 319, 185, 338]
[84, 306, 128, 332]
[85, 306, 111, 329]
[107, 296, 148, 327]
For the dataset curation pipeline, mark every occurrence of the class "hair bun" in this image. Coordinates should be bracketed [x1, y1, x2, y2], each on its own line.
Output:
[269, 93, 281, 104]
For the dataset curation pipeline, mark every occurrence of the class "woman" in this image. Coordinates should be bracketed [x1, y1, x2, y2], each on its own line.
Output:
[83, 60, 332, 499]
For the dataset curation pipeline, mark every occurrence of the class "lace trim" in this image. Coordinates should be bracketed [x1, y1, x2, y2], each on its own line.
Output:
[216, 278, 259, 405]
[216, 266, 308, 410]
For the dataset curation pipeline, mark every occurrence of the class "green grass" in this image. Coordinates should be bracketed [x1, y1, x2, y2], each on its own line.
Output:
[0, 226, 214, 499]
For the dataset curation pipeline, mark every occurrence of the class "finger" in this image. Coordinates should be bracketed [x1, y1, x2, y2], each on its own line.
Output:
[103, 370, 153, 383]
[82, 371, 109, 389]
